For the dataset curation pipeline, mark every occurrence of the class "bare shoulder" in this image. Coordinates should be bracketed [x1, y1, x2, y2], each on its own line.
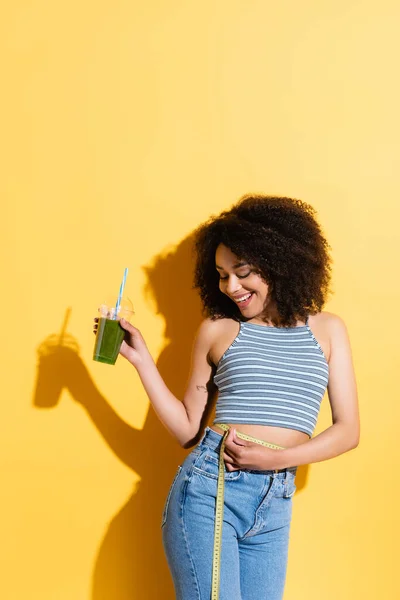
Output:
[323, 312, 352, 349]
[196, 317, 237, 341]
[308, 311, 350, 364]
[196, 317, 240, 367]
[309, 311, 348, 332]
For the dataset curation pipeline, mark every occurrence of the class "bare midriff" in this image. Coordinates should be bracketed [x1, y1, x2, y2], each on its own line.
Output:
[210, 423, 310, 448]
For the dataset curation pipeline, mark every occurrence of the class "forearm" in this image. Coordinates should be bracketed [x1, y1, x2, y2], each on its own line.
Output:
[136, 355, 193, 446]
[279, 422, 359, 469]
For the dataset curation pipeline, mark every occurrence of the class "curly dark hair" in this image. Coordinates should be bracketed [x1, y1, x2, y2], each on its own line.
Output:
[193, 195, 333, 328]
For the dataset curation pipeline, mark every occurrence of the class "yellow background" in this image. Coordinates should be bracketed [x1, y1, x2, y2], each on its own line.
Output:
[2, 1, 399, 598]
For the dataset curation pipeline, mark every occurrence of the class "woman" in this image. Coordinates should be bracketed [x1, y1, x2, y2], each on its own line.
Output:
[96, 195, 360, 600]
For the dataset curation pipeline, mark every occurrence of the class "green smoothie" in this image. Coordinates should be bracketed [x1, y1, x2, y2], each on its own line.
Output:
[93, 317, 125, 365]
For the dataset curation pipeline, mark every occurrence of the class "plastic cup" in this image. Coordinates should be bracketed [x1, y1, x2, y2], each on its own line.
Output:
[93, 297, 134, 365]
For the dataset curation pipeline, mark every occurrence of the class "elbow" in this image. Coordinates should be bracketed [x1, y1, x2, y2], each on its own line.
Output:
[180, 425, 205, 449]
[348, 439, 359, 451]
[176, 432, 193, 449]
[351, 423, 360, 449]
[348, 428, 360, 450]
[337, 420, 360, 450]
[181, 432, 202, 449]
[350, 435, 360, 449]
[176, 428, 199, 449]
[176, 437, 194, 449]
[182, 440, 196, 450]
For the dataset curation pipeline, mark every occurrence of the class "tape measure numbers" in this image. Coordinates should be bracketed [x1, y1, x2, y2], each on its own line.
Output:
[211, 424, 286, 600]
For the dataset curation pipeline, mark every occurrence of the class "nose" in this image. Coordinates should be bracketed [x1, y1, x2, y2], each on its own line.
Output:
[225, 275, 242, 295]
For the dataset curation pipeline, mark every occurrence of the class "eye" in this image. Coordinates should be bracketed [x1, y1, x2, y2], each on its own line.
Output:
[219, 271, 252, 281]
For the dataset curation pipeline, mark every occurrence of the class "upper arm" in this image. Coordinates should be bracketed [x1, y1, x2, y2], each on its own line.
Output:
[182, 319, 218, 445]
[326, 315, 360, 445]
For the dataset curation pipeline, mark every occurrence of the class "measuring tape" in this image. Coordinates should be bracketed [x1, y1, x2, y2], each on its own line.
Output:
[211, 424, 285, 600]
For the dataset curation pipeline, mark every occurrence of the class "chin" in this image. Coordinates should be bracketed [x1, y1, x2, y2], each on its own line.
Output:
[243, 310, 260, 319]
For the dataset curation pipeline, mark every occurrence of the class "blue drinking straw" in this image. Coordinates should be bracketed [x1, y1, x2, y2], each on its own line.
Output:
[115, 268, 128, 319]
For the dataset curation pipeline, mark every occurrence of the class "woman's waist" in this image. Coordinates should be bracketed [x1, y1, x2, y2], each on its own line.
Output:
[198, 427, 298, 477]
[210, 422, 310, 448]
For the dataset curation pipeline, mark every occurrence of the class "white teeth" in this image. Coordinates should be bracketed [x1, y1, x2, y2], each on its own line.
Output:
[236, 293, 252, 303]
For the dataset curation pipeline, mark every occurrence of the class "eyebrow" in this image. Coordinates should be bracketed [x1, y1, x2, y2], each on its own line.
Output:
[215, 262, 249, 270]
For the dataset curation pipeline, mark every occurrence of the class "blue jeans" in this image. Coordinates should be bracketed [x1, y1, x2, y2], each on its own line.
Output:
[162, 427, 297, 600]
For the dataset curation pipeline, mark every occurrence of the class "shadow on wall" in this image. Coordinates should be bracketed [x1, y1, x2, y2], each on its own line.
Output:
[32, 233, 309, 599]
[33, 235, 203, 599]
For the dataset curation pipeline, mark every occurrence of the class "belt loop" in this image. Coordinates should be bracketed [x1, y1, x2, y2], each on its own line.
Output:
[198, 427, 209, 446]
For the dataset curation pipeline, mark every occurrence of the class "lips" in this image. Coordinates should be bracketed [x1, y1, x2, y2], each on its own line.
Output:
[232, 293, 251, 302]
[231, 292, 254, 308]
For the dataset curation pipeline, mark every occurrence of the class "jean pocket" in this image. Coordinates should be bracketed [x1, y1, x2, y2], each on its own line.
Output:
[161, 465, 182, 528]
[282, 473, 297, 499]
[192, 450, 242, 481]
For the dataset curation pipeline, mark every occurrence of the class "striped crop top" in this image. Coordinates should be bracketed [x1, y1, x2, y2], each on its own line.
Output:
[213, 318, 329, 437]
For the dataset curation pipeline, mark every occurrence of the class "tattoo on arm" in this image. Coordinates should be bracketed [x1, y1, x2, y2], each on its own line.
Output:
[196, 385, 208, 393]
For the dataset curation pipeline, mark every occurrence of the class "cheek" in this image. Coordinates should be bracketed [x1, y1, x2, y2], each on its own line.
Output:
[249, 274, 268, 293]
[262, 285, 271, 298]
[253, 279, 270, 299]
[263, 283, 270, 294]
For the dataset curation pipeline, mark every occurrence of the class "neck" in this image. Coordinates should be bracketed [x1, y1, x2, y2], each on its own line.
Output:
[253, 303, 281, 326]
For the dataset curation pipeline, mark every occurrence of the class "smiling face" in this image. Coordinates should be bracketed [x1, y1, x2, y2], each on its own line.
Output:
[215, 243, 276, 322]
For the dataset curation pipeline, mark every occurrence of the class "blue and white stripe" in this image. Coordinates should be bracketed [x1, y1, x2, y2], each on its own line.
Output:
[213, 320, 329, 437]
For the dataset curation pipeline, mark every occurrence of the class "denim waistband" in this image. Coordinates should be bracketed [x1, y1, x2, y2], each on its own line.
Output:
[199, 427, 297, 476]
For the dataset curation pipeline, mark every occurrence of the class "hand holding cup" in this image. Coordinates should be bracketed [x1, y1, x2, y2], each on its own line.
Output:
[93, 305, 151, 368]
[92, 298, 134, 365]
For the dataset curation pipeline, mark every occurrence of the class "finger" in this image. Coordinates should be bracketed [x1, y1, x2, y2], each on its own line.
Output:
[119, 318, 136, 332]
[224, 440, 247, 463]
[225, 428, 247, 449]
[225, 462, 240, 472]
[223, 442, 239, 460]
[94, 318, 99, 323]
[224, 436, 246, 458]
[224, 427, 239, 452]
[231, 428, 248, 447]
[223, 451, 235, 464]
[223, 451, 243, 465]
